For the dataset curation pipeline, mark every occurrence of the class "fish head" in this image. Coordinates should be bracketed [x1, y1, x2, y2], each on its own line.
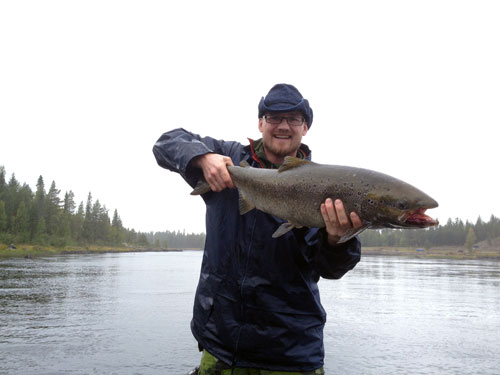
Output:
[364, 181, 439, 229]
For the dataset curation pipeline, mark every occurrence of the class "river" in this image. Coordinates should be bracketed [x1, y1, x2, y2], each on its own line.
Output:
[1, 252, 499, 374]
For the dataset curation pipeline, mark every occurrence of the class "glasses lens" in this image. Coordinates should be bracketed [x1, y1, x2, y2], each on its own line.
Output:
[287, 116, 304, 126]
[265, 115, 304, 126]
[266, 115, 282, 124]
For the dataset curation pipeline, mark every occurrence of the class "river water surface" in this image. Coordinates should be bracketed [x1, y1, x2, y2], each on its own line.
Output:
[1, 252, 499, 374]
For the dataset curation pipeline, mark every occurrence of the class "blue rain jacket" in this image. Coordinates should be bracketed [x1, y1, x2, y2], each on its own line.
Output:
[153, 128, 361, 372]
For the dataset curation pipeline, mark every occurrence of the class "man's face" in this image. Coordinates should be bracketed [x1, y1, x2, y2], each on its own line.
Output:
[258, 111, 308, 162]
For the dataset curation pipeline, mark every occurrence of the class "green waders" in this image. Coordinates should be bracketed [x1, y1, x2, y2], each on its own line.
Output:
[197, 350, 325, 375]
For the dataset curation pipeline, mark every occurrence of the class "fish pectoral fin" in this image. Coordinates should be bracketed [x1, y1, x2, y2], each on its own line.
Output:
[190, 179, 212, 195]
[337, 226, 368, 244]
[272, 222, 299, 238]
[239, 160, 251, 168]
[238, 192, 255, 215]
[278, 157, 314, 173]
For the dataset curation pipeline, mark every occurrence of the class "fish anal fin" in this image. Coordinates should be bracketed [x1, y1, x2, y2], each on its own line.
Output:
[337, 226, 368, 244]
[238, 192, 255, 215]
[278, 156, 313, 173]
[272, 222, 300, 238]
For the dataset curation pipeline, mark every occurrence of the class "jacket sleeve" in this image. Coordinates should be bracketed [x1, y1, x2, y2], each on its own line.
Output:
[295, 227, 361, 280]
[152, 128, 241, 188]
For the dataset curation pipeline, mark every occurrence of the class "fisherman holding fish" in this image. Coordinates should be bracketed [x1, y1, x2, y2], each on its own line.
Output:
[153, 84, 363, 374]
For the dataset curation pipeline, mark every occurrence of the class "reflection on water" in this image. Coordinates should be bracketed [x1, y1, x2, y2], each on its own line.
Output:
[0, 252, 201, 375]
[321, 258, 500, 375]
[1, 253, 499, 374]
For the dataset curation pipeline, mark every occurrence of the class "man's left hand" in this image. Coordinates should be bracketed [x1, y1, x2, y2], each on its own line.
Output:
[320, 198, 364, 246]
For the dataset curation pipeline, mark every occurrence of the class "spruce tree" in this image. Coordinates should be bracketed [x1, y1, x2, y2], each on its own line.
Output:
[73, 202, 85, 243]
[63, 191, 76, 214]
[83, 193, 93, 243]
[46, 181, 61, 236]
[5, 174, 20, 231]
[31, 176, 46, 240]
[0, 166, 6, 201]
[0, 200, 7, 232]
[13, 201, 30, 242]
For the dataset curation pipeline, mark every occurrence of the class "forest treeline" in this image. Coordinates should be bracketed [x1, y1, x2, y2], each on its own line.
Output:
[0, 166, 149, 247]
[146, 230, 206, 249]
[2, 165, 499, 250]
[359, 215, 500, 249]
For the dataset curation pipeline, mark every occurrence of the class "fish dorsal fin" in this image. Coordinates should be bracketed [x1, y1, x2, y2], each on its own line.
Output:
[239, 160, 251, 168]
[278, 157, 313, 173]
[238, 191, 255, 215]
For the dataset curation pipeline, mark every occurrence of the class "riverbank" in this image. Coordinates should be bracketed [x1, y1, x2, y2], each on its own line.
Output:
[362, 246, 500, 260]
[363, 237, 500, 260]
[1, 242, 499, 260]
[0, 244, 189, 259]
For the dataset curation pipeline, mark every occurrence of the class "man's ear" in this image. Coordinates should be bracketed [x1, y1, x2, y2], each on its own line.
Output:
[302, 124, 308, 136]
[258, 118, 264, 133]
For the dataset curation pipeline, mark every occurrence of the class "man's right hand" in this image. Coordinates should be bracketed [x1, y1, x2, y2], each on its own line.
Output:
[192, 153, 235, 192]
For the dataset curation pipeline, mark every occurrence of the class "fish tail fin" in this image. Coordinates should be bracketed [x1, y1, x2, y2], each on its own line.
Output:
[190, 179, 212, 195]
[238, 191, 255, 215]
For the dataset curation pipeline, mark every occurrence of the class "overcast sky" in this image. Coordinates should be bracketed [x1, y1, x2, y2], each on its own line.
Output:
[1, 1, 499, 234]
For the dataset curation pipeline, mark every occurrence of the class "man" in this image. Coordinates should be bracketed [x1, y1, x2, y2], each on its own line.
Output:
[153, 84, 363, 375]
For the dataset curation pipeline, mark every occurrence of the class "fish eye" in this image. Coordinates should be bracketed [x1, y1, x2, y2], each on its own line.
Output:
[396, 200, 409, 210]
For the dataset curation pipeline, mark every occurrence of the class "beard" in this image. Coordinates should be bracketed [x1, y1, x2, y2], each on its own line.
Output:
[262, 135, 302, 159]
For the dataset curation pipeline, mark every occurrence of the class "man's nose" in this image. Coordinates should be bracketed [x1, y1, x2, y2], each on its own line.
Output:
[276, 118, 290, 128]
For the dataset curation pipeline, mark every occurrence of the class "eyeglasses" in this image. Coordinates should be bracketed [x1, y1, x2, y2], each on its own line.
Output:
[263, 114, 305, 127]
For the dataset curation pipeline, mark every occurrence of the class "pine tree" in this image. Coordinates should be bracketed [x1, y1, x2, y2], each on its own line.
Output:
[111, 209, 125, 245]
[46, 181, 61, 236]
[13, 201, 30, 242]
[72, 202, 85, 243]
[35, 217, 48, 245]
[63, 191, 76, 214]
[92, 200, 110, 243]
[0, 166, 6, 201]
[5, 174, 21, 231]
[112, 209, 122, 228]
[31, 176, 46, 240]
[0, 200, 7, 232]
[83, 192, 93, 243]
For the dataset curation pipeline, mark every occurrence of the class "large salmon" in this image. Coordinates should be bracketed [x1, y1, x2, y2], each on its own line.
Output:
[191, 157, 438, 242]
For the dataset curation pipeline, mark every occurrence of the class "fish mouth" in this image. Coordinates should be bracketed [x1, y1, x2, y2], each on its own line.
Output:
[398, 208, 439, 228]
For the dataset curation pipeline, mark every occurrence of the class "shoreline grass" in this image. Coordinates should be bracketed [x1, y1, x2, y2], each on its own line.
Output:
[362, 245, 500, 260]
[1, 243, 499, 261]
[0, 243, 191, 259]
